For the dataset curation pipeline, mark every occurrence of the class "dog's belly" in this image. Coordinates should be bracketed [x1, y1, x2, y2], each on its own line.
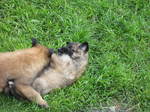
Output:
[32, 71, 66, 95]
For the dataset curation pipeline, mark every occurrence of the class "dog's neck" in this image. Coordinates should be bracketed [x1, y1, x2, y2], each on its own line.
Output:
[58, 54, 87, 81]
[59, 54, 71, 63]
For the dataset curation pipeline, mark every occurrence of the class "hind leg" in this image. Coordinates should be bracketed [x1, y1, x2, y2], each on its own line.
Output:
[15, 84, 49, 108]
[0, 78, 6, 92]
[4, 81, 23, 99]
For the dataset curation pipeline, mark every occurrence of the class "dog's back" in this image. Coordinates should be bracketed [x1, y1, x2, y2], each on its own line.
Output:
[0, 39, 53, 107]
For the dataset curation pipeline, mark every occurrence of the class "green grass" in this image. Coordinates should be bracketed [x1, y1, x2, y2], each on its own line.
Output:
[0, 0, 150, 111]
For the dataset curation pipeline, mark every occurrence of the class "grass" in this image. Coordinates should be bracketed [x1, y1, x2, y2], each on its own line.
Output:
[0, 0, 150, 111]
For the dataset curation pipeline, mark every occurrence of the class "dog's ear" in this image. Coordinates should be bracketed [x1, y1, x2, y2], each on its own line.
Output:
[48, 48, 54, 57]
[66, 42, 71, 45]
[79, 42, 89, 52]
[31, 38, 38, 47]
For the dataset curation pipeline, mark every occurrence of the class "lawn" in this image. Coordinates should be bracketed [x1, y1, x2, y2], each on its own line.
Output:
[0, 0, 150, 111]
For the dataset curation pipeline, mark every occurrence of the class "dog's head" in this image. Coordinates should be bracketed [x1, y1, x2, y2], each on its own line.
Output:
[58, 42, 89, 60]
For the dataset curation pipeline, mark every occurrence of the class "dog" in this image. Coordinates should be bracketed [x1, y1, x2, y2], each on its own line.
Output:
[5, 42, 89, 99]
[0, 38, 53, 107]
[33, 42, 89, 94]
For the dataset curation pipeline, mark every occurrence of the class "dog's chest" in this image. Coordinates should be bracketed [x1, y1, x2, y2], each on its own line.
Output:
[59, 55, 76, 80]
[60, 55, 71, 62]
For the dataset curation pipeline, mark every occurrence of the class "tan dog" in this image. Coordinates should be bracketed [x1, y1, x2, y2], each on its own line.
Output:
[5, 42, 89, 96]
[0, 38, 53, 107]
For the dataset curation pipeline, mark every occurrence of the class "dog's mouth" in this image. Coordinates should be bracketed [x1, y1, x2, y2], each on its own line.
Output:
[58, 47, 73, 56]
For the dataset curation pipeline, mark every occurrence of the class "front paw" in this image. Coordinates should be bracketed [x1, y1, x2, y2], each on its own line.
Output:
[39, 101, 49, 108]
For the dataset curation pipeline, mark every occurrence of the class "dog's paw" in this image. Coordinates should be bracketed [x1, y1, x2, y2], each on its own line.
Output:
[39, 102, 49, 108]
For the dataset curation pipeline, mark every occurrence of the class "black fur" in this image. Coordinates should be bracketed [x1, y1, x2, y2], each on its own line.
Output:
[66, 42, 70, 45]
[49, 48, 54, 57]
[58, 47, 73, 56]
[4, 80, 23, 99]
[31, 38, 38, 47]
[79, 42, 89, 52]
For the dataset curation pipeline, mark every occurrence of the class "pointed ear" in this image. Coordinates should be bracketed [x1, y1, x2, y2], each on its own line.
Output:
[49, 48, 54, 57]
[66, 42, 70, 45]
[31, 38, 38, 47]
[79, 42, 89, 52]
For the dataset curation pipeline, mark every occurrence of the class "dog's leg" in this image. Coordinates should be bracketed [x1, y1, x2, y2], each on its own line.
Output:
[4, 81, 23, 99]
[15, 84, 49, 108]
[0, 88, 3, 92]
[0, 79, 6, 92]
